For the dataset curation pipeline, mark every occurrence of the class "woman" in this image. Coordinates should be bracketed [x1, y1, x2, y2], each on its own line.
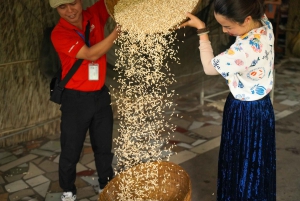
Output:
[181, 0, 276, 200]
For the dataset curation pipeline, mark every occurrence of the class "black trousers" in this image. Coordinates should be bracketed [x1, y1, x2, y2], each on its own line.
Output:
[59, 85, 114, 194]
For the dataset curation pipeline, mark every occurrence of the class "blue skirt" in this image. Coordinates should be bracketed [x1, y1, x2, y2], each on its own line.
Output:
[217, 93, 276, 201]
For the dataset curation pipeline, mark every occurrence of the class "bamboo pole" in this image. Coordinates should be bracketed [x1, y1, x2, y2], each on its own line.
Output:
[0, 117, 60, 140]
[0, 59, 38, 68]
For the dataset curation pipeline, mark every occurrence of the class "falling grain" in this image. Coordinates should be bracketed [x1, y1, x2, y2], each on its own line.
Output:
[109, 0, 198, 200]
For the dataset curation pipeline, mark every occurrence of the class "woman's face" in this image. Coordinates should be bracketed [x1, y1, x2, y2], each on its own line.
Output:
[214, 12, 250, 37]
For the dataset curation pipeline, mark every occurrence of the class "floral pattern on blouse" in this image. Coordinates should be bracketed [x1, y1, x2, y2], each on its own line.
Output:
[211, 15, 274, 101]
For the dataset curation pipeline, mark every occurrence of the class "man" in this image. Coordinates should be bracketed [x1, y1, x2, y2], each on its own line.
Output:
[49, 0, 119, 200]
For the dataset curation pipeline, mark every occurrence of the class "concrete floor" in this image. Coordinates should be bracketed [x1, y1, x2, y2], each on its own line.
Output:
[0, 58, 299, 201]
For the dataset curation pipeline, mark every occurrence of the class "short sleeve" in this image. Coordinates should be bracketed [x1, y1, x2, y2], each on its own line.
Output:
[211, 42, 247, 80]
[51, 28, 85, 58]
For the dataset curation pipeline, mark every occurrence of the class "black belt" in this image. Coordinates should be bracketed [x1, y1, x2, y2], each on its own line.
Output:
[64, 85, 106, 96]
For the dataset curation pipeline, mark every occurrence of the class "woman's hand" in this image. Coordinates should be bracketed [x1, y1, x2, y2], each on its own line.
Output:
[114, 24, 122, 36]
[180, 12, 206, 29]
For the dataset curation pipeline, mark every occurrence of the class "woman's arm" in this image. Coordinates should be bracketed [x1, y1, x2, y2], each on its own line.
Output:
[181, 13, 219, 75]
[199, 40, 219, 75]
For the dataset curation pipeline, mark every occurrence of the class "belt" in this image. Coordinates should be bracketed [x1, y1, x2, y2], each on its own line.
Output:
[64, 86, 106, 96]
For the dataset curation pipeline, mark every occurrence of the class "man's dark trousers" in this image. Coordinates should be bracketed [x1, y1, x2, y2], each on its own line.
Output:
[59, 85, 114, 194]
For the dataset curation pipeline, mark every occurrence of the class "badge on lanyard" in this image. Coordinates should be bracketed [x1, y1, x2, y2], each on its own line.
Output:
[88, 62, 99, 81]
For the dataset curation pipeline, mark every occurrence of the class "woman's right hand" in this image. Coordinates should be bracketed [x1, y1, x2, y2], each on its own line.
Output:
[180, 12, 206, 29]
[112, 25, 121, 39]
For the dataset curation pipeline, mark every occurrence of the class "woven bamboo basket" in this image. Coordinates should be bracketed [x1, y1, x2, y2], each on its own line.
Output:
[99, 161, 192, 201]
[104, 0, 202, 23]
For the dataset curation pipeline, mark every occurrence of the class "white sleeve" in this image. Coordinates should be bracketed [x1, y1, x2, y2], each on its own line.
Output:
[211, 42, 247, 79]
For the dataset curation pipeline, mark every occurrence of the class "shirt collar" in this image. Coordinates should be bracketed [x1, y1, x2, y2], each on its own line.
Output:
[261, 14, 273, 30]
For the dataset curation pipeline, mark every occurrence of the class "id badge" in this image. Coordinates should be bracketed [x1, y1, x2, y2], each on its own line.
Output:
[88, 62, 99, 81]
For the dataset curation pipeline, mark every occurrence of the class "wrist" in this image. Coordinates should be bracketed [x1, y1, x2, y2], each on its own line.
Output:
[197, 27, 209, 34]
[196, 22, 206, 30]
[196, 26, 206, 29]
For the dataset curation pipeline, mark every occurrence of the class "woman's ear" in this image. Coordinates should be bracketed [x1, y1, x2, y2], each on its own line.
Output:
[243, 16, 252, 25]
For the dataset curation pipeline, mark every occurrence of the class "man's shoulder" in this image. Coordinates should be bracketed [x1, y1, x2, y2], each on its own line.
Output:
[51, 24, 62, 40]
[51, 22, 77, 44]
[52, 22, 72, 36]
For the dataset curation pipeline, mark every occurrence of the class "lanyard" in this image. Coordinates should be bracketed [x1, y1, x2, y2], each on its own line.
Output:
[75, 30, 90, 47]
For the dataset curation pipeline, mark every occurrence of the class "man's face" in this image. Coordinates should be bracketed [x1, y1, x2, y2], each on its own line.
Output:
[57, 0, 83, 26]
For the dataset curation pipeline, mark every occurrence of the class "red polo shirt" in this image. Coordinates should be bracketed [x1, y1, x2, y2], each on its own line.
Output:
[51, 0, 109, 91]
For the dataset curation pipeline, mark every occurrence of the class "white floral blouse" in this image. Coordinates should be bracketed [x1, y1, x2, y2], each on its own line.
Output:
[211, 15, 275, 101]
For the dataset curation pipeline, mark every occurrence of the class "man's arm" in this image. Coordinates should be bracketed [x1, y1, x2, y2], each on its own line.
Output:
[76, 26, 119, 61]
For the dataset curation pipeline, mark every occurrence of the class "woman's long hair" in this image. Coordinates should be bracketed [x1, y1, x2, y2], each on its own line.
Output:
[214, 0, 264, 24]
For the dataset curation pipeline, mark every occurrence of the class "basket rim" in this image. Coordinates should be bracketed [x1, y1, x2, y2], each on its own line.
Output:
[100, 161, 192, 200]
[104, 0, 117, 20]
[104, 0, 202, 30]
